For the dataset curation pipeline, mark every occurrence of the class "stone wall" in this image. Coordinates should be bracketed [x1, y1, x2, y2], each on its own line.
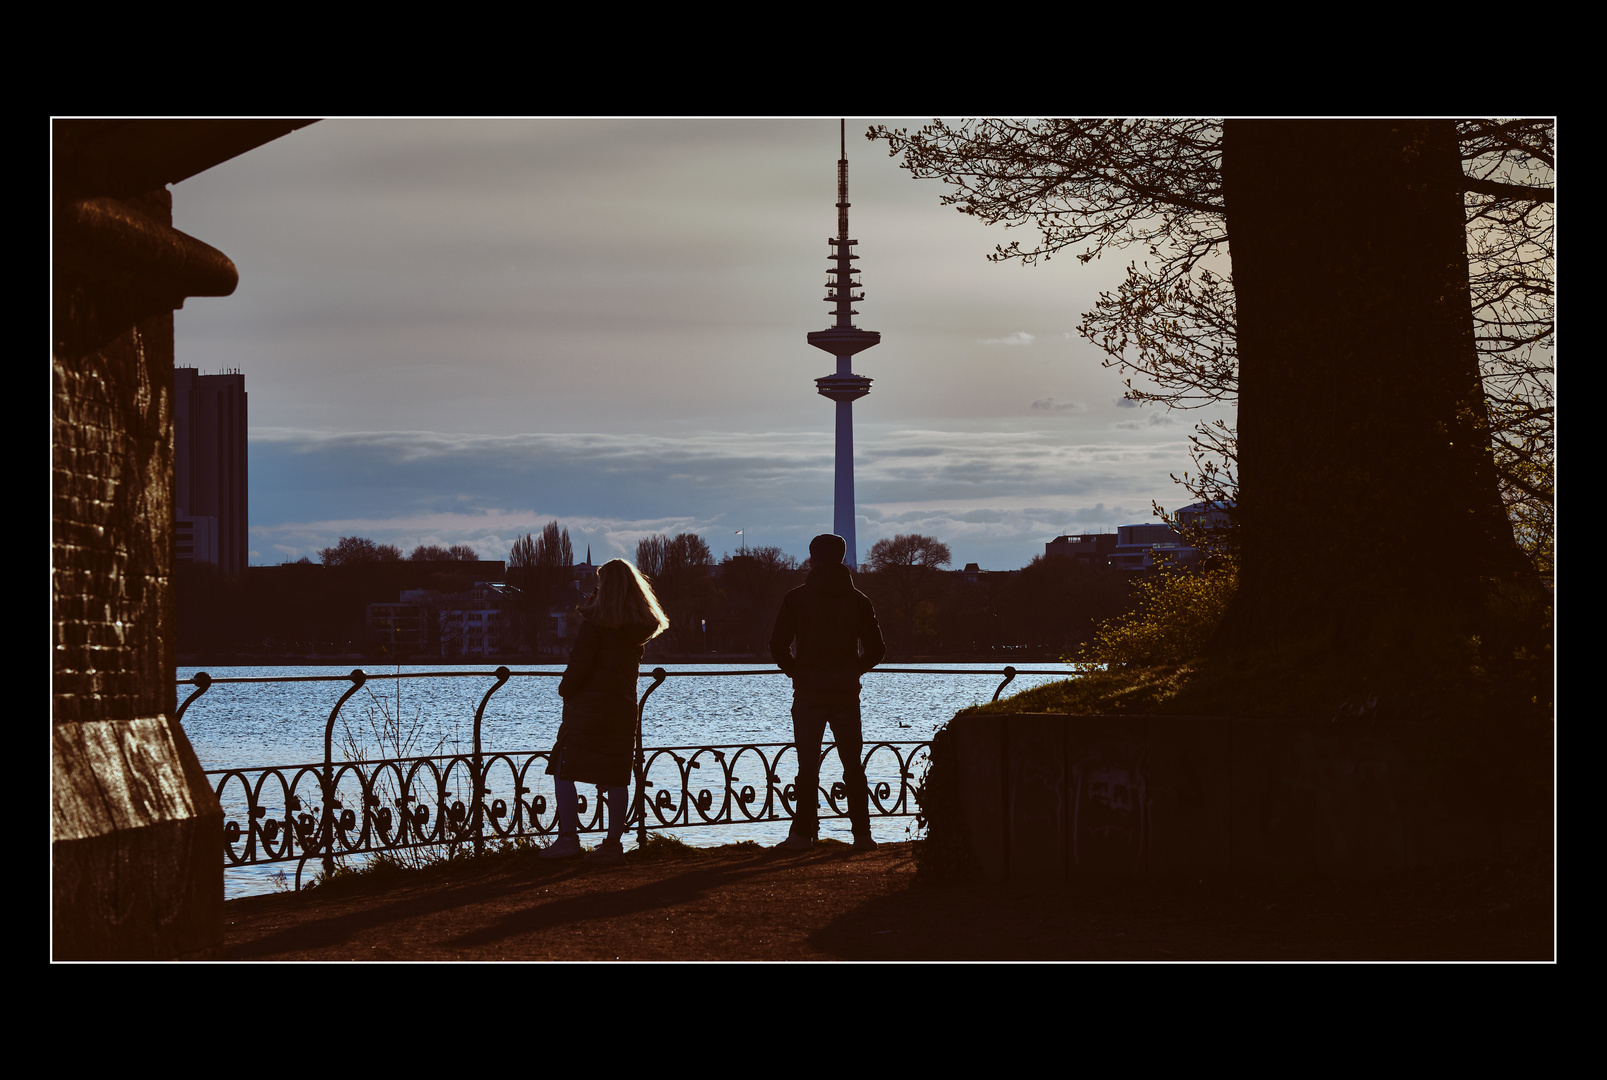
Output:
[951, 713, 1550, 882]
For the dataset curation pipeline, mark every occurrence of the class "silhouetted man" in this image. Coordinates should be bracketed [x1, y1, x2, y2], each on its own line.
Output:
[770, 533, 887, 851]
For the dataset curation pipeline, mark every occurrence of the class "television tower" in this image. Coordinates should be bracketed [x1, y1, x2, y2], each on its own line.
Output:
[806, 119, 880, 569]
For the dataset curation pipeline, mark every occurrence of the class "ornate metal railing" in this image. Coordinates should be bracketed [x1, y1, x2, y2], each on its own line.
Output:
[181, 664, 1052, 888]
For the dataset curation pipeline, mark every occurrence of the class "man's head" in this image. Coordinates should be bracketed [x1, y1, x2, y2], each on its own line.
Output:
[809, 533, 847, 566]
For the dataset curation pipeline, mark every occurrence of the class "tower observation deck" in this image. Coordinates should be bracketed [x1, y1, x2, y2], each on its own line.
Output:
[806, 120, 880, 568]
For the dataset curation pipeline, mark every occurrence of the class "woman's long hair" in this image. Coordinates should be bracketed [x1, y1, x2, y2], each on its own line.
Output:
[579, 558, 669, 638]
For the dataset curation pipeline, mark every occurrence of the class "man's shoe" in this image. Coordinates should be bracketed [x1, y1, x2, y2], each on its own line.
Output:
[539, 835, 583, 859]
[852, 832, 878, 852]
[584, 838, 625, 866]
[775, 833, 815, 851]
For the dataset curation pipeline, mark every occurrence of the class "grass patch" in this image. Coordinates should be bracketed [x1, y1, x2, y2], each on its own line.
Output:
[959, 645, 1393, 723]
[964, 623, 1551, 724]
[710, 839, 763, 853]
[300, 835, 547, 892]
[633, 832, 699, 860]
[964, 664, 1199, 717]
[297, 833, 790, 891]
[632, 836, 786, 858]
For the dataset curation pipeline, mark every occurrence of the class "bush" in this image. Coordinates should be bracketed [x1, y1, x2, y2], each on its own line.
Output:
[1079, 561, 1237, 668]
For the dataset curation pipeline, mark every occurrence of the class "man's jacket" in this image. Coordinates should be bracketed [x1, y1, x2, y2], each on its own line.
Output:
[770, 562, 886, 706]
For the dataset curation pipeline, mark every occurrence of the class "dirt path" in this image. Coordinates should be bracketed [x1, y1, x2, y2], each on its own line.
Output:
[222, 841, 1553, 961]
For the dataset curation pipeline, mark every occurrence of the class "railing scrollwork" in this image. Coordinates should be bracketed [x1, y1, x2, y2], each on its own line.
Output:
[186, 664, 1065, 888]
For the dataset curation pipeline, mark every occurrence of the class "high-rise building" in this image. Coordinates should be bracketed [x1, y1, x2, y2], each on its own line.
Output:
[174, 367, 248, 573]
[806, 121, 880, 569]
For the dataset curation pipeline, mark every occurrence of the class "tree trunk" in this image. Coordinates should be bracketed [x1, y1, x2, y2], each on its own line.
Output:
[1219, 120, 1527, 652]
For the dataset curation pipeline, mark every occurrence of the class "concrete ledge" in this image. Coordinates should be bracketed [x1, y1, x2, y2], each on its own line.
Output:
[952, 713, 1550, 881]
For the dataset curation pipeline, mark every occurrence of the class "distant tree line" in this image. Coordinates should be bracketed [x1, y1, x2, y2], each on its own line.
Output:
[176, 537, 498, 658]
[855, 535, 1134, 660]
[311, 536, 482, 566]
[176, 527, 1136, 663]
[626, 531, 1135, 662]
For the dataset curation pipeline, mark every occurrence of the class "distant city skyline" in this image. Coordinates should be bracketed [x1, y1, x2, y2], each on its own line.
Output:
[170, 118, 1234, 569]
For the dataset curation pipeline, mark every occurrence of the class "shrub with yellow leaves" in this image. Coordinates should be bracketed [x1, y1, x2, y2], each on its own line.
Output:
[1079, 558, 1237, 668]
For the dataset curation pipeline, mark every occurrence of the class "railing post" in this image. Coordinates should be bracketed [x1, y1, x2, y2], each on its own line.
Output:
[634, 667, 668, 848]
[471, 666, 511, 856]
[175, 671, 212, 725]
[992, 665, 1018, 702]
[321, 668, 366, 879]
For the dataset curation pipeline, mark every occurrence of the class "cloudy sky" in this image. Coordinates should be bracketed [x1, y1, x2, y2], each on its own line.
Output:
[170, 118, 1233, 569]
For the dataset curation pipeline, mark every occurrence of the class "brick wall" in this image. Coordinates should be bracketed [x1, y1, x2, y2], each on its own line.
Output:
[52, 187, 223, 959]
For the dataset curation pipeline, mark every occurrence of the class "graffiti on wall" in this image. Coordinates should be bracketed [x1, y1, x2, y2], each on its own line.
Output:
[1070, 740, 1149, 870]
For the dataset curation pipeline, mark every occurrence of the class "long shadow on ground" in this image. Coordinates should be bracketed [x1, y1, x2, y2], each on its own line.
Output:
[226, 846, 863, 960]
[807, 854, 1554, 961]
[441, 849, 850, 951]
[225, 846, 1551, 961]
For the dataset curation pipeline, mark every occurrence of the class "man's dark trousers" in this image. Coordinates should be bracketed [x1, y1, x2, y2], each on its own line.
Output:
[790, 701, 870, 839]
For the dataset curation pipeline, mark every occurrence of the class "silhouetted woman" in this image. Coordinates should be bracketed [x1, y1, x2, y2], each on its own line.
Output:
[539, 558, 668, 866]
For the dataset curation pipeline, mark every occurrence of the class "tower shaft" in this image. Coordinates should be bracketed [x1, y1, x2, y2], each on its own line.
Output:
[835, 398, 857, 565]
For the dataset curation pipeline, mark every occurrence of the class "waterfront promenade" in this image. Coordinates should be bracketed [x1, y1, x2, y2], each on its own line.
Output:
[221, 841, 1551, 961]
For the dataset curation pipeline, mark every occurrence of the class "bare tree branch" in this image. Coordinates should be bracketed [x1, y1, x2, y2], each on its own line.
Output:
[870, 117, 1554, 574]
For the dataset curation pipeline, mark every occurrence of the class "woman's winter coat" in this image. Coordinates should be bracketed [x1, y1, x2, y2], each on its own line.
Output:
[546, 617, 656, 787]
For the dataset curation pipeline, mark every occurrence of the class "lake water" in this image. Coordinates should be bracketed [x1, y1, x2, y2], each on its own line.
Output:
[177, 662, 1073, 899]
